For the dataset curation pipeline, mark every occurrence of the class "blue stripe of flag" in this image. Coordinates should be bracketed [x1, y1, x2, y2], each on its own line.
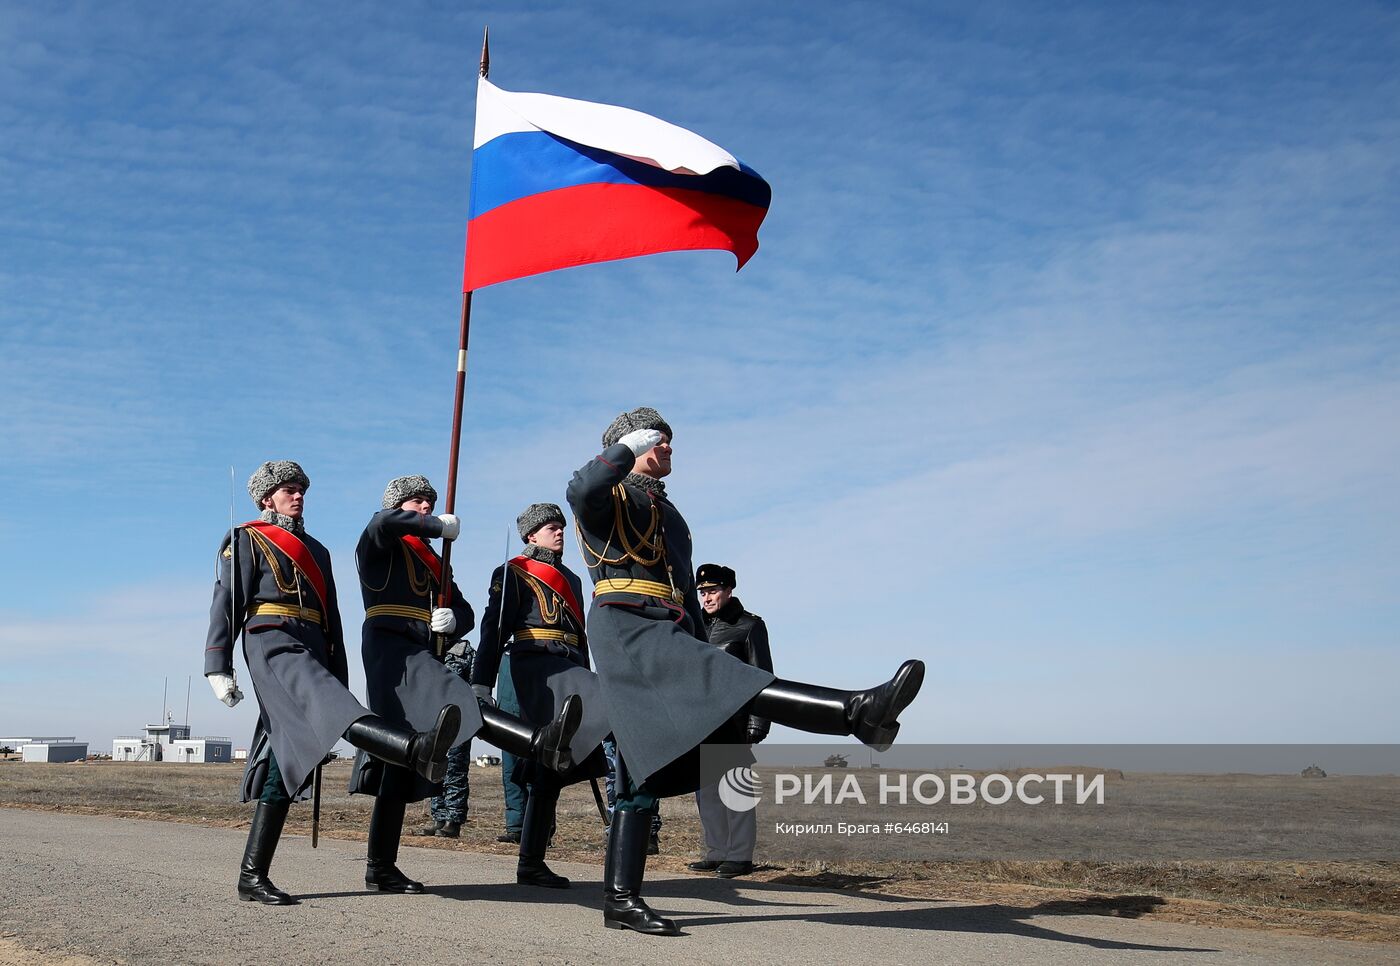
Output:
[470, 131, 771, 219]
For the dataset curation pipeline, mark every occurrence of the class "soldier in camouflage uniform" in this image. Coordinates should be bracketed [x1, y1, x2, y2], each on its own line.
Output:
[417, 640, 475, 837]
[204, 461, 461, 906]
[568, 409, 925, 935]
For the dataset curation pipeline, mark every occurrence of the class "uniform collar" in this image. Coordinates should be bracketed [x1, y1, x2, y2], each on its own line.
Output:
[719, 596, 745, 622]
[624, 472, 667, 498]
[519, 543, 560, 565]
[259, 508, 305, 535]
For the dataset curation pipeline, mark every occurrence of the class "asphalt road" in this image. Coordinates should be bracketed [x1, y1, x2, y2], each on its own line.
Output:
[0, 809, 1395, 965]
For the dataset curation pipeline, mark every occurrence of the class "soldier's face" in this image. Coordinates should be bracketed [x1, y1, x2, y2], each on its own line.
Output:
[699, 585, 732, 614]
[634, 435, 673, 478]
[262, 484, 305, 518]
[528, 521, 566, 553]
[400, 496, 434, 516]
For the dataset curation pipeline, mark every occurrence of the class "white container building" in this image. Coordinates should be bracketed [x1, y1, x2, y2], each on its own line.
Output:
[112, 737, 145, 761]
[111, 722, 231, 762]
[166, 737, 233, 763]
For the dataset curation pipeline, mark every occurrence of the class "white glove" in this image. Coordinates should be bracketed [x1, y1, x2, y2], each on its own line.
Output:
[207, 672, 244, 708]
[437, 513, 460, 540]
[618, 428, 665, 456]
[472, 683, 497, 708]
[430, 607, 457, 634]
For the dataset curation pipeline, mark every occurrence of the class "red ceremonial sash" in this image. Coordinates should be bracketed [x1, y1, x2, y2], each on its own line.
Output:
[401, 535, 444, 583]
[242, 521, 330, 610]
[509, 556, 585, 629]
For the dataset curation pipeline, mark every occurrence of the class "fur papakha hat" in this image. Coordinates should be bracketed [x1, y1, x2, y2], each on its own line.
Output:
[601, 406, 673, 448]
[247, 460, 310, 508]
[382, 475, 438, 510]
[517, 502, 566, 542]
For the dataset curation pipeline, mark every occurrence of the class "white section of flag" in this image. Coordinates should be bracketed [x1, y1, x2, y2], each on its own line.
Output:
[473, 78, 742, 176]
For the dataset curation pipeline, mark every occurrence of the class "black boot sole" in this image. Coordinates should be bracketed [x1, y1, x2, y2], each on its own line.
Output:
[535, 694, 582, 773]
[603, 913, 681, 935]
[517, 871, 570, 888]
[855, 659, 925, 752]
[364, 880, 425, 893]
[417, 704, 462, 783]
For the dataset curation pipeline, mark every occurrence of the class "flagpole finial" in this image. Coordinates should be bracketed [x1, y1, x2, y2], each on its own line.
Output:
[480, 27, 490, 78]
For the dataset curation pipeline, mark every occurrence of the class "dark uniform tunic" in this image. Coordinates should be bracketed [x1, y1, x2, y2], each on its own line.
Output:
[204, 521, 369, 802]
[566, 443, 774, 797]
[471, 551, 610, 785]
[348, 508, 481, 802]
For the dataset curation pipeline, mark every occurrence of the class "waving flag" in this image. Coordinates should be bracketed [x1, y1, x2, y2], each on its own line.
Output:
[464, 78, 771, 292]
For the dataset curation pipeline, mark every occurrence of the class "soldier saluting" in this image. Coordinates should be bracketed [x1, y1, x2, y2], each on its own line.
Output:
[568, 409, 925, 936]
[471, 503, 611, 889]
[204, 461, 460, 906]
[351, 477, 584, 894]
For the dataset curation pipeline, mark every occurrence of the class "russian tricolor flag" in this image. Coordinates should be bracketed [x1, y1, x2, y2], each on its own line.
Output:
[463, 78, 772, 292]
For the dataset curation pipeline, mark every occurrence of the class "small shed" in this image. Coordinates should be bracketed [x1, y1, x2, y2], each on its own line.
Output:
[21, 739, 88, 763]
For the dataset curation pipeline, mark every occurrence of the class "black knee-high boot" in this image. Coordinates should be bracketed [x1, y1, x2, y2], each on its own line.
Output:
[238, 801, 295, 905]
[750, 660, 925, 751]
[365, 796, 424, 893]
[603, 808, 679, 935]
[477, 694, 582, 774]
[343, 705, 461, 783]
[517, 785, 568, 888]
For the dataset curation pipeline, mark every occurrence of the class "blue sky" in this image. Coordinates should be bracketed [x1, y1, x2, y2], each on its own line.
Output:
[1, 2, 1397, 752]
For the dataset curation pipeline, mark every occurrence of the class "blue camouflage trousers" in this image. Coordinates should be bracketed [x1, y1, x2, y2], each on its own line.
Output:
[429, 738, 473, 823]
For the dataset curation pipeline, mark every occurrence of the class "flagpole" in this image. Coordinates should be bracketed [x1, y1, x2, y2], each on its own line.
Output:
[434, 29, 489, 655]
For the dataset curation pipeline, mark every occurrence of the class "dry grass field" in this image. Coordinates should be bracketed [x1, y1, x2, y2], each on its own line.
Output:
[1, 759, 1396, 944]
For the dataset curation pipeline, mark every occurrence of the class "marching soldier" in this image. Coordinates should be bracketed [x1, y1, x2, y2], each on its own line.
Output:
[350, 476, 585, 893]
[471, 503, 611, 889]
[688, 564, 772, 879]
[204, 461, 461, 906]
[567, 409, 925, 935]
